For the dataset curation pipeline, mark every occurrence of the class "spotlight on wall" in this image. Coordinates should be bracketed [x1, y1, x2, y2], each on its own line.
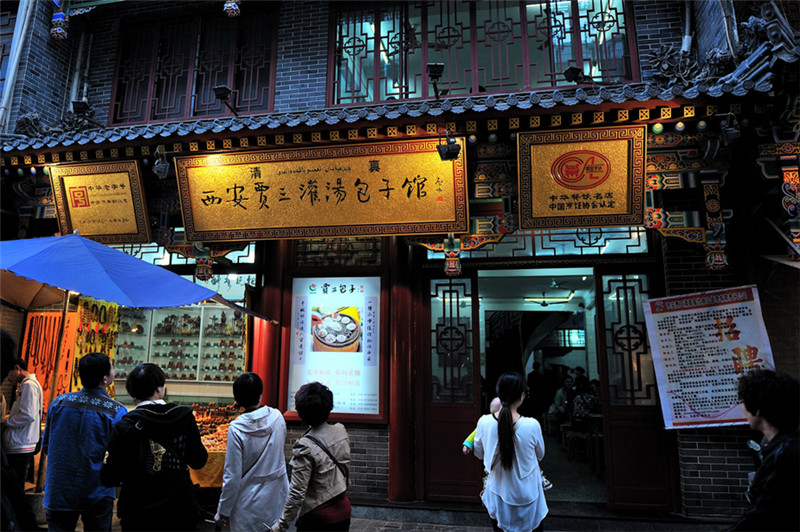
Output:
[213, 85, 239, 116]
[152, 155, 173, 180]
[427, 63, 445, 100]
[720, 114, 741, 145]
[437, 129, 461, 161]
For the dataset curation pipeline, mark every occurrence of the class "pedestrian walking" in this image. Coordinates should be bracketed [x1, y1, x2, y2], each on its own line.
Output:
[42, 352, 127, 531]
[730, 369, 799, 531]
[215, 372, 288, 532]
[270, 382, 351, 532]
[100, 363, 208, 531]
[474, 372, 548, 532]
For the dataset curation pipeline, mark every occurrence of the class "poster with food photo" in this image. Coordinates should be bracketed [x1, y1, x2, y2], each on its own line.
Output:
[288, 276, 380, 416]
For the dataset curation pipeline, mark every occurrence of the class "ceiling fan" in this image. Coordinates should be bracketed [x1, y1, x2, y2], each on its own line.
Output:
[549, 277, 569, 290]
[524, 289, 576, 307]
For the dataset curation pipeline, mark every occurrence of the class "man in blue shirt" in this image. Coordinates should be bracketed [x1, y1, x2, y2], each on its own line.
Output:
[42, 352, 127, 531]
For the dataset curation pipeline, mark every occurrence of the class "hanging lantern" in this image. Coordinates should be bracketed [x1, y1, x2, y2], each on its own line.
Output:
[223, 0, 241, 17]
[443, 233, 462, 277]
[704, 243, 728, 270]
[50, 12, 68, 39]
[195, 258, 213, 281]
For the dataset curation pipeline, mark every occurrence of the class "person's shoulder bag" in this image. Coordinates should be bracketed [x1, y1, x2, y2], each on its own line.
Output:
[304, 434, 349, 486]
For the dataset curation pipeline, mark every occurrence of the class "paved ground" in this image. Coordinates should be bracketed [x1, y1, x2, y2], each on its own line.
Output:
[26, 493, 730, 532]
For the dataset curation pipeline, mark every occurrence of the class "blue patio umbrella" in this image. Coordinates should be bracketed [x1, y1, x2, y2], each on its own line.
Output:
[0, 233, 216, 308]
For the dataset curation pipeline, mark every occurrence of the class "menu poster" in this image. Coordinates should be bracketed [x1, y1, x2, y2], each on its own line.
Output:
[643, 286, 775, 429]
[287, 276, 381, 417]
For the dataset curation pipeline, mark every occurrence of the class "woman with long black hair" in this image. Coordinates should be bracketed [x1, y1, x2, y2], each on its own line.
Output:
[474, 372, 548, 532]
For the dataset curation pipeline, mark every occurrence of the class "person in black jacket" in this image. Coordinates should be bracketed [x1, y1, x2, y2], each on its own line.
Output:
[100, 363, 208, 531]
[731, 369, 799, 531]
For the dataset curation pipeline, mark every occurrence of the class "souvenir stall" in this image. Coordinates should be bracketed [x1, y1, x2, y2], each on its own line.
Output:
[0, 234, 270, 489]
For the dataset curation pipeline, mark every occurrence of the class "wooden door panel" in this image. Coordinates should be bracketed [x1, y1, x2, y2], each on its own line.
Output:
[423, 277, 483, 502]
[596, 271, 680, 511]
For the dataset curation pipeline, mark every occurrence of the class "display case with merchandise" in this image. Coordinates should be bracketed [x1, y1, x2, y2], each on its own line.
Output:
[113, 304, 248, 405]
[115, 308, 152, 380]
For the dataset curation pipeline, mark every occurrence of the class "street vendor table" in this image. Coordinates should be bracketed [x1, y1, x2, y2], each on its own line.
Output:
[190, 451, 226, 487]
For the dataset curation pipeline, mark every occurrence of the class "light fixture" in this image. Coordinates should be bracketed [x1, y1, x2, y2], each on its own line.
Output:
[71, 100, 105, 129]
[427, 63, 445, 100]
[651, 123, 664, 134]
[720, 113, 741, 145]
[152, 156, 172, 180]
[437, 129, 461, 161]
[524, 290, 576, 305]
[213, 85, 239, 116]
[674, 121, 686, 133]
[152, 146, 173, 180]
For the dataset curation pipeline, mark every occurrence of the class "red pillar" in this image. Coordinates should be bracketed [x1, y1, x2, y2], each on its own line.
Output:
[388, 238, 415, 501]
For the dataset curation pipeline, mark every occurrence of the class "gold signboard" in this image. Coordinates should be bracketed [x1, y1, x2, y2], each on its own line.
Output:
[49, 160, 151, 244]
[517, 126, 646, 229]
[174, 138, 468, 241]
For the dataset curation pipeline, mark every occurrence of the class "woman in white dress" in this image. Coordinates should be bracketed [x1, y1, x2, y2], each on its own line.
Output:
[475, 372, 548, 532]
[215, 373, 289, 531]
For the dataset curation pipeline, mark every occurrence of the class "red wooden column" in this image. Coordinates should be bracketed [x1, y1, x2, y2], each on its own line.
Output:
[251, 241, 286, 408]
[388, 238, 415, 501]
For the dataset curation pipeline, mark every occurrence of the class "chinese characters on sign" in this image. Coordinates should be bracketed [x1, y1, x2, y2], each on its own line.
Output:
[517, 126, 646, 229]
[49, 161, 151, 244]
[643, 286, 775, 429]
[174, 139, 468, 241]
[288, 277, 381, 416]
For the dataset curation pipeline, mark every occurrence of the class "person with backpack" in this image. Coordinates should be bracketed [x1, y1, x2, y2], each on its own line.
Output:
[100, 363, 208, 531]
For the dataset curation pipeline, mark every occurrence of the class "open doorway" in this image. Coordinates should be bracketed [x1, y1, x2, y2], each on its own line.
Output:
[478, 268, 605, 504]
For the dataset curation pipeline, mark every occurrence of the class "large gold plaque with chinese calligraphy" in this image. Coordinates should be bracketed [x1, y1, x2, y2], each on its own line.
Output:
[49, 160, 151, 244]
[174, 138, 468, 241]
[517, 126, 646, 229]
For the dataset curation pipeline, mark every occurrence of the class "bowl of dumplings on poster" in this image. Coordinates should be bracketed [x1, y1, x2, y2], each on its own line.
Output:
[311, 307, 362, 352]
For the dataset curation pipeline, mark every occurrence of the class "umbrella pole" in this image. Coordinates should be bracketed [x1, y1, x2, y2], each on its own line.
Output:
[35, 290, 70, 492]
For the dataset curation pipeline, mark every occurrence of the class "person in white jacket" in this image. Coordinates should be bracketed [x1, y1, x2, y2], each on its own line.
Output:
[474, 372, 548, 532]
[215, 373, 288, 531]
[2, 357, 43, 489]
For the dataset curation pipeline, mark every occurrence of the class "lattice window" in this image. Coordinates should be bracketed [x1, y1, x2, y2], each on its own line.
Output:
[430, 278, 475, 403]
[111, 5, 277, 124]
[0, 6, 16, 98]
[294, 238, 382, 268]
[332, 0, 636, 105]
[427, 226, 647, 259]
[601, 274, 656, 406]
[112, 241, 256, 266]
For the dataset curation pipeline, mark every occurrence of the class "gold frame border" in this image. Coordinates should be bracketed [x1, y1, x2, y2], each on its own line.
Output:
[517, 126, 646, 229]
[49, 160, 151, 244]
[175, 139, 469, 241]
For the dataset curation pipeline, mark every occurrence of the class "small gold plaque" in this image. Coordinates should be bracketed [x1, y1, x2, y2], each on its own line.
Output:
[49, 160, 151, 244]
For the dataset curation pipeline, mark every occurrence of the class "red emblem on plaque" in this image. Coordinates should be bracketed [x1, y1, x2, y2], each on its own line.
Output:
[69, 186, 91, 208]
[551, 150, 611, 190]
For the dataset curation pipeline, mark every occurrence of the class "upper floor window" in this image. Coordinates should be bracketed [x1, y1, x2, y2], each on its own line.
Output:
[331, 0, 637, 105]
[111, 5, 277, 124]
[0, 6, 16, 98]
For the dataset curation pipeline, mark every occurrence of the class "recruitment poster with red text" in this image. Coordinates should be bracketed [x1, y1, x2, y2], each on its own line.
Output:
[643, 286, 774, 429]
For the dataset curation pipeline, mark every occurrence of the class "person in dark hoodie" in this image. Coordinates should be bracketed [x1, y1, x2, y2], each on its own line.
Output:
[730, 369, 799, 531]
[100, 363, 208, 531]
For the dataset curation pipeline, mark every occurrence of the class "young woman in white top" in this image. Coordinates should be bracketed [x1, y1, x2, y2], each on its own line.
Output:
[474, 372, 548, 532]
